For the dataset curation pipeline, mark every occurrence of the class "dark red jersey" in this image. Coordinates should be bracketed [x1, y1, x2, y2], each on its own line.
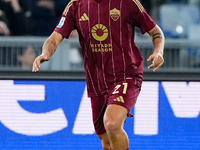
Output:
[54, 0, 156, 97]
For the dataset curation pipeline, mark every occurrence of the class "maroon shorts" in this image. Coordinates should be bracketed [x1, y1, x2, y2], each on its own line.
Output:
[90, 77, 142, 135]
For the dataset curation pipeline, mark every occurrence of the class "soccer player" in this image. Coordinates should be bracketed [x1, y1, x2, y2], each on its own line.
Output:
[32, 0, 165, 149]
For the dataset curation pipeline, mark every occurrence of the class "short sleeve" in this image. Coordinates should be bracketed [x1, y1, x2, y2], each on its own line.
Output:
[54, 1, 76, 39]
[136, 11, 156, 34]
[129, 0, 156, 34]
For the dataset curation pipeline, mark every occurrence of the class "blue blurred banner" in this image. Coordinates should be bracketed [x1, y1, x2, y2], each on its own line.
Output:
[0, 80, 200, 150]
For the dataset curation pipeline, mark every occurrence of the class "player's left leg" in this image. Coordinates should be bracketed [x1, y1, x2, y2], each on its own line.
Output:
[104, 77, 142, 150]
[103, 104, 129, 150]
[98, 132, 111, 150]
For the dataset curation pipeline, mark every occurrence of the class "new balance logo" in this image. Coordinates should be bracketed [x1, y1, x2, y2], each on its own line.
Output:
[79, 13, 89, 21]
[114, 96, 124, 103]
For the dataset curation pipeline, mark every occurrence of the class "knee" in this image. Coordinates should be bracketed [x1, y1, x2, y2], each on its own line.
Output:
[104, 120, 121, 136]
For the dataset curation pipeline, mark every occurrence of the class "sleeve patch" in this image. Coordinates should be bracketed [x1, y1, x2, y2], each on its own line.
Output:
[57, 17, 66, 28]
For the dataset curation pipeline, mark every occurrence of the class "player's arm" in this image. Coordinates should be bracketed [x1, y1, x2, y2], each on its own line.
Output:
[147, 24, 165, 71]
[32, 31, 64, 72]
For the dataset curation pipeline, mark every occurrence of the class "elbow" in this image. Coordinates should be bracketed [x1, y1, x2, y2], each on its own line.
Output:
[148, 25, 165, 40]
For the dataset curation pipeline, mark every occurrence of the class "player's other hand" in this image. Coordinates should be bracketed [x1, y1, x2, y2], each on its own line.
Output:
[32, 54, 49, 72]
[147, 53, 164, 71]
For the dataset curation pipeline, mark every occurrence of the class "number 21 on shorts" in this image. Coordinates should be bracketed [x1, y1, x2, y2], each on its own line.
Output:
[112, 83, 128, 94]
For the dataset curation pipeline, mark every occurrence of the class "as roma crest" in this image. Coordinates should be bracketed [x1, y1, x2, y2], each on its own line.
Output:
[110, 8, 120, 21]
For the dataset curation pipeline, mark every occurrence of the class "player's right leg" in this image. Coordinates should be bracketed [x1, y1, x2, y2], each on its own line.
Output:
[90, 96, 111, 150]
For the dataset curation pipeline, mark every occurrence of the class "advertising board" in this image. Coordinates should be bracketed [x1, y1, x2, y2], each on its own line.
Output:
[0, 80, 200, 149]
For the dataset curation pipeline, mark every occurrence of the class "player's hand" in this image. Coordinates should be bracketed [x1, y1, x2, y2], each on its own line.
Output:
[147, 53, 164, 71]
[32, 54, 49, 72]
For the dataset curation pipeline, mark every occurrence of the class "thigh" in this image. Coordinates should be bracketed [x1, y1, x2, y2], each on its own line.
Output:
[108, 79, 142, 117]
[104, 104, 128, 128]
[90, 95, 107, 135]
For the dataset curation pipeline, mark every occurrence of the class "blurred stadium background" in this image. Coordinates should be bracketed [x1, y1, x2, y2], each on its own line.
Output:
[0, 0, 200, 73]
